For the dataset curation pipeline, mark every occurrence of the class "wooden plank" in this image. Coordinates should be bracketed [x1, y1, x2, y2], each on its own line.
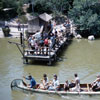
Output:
[24, 55, 50, 59]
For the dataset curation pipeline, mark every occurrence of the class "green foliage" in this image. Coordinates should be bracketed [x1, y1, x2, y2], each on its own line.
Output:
[27, 0, 73, 15]
[0, 0, 25, 20]
[0, 0, 74, 20]
[0, 0, 18, 20]
[17, 0, 24, 17]
[18, 15, 28, 24]
[68, 0, 100, 37]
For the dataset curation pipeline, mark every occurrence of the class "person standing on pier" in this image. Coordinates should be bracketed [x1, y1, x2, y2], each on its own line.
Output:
[44, 38, 49, 55]
[17, 20, 21, 31]
[30, 36, 35, 51]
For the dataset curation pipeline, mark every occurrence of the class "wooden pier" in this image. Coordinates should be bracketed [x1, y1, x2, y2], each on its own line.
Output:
[23, 34, 72, 65]
[8, 23, 72, 65]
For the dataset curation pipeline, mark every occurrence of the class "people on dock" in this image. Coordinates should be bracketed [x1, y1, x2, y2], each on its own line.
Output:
[27, 22, 69, 56]
[17, 20, 21, 31]
[23, 74, 36, 88]
[92, 75, 100, 91]
[30, 36, 36, 53]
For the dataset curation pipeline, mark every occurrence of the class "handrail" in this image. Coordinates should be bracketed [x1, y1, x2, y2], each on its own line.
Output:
[25, 47, 52, 56]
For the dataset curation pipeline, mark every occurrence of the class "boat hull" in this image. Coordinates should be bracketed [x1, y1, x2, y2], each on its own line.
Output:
[11, 79, 100, 95]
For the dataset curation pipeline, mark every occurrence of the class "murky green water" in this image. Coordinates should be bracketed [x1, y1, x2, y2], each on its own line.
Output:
[0, 38, 100, 100]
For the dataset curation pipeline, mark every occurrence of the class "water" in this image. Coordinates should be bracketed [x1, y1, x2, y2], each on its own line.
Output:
[0, 38, 100, 100]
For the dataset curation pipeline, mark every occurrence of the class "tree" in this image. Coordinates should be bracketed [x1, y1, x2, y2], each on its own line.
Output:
[0, 0, 18, 20]
[17, 0, 24, 17]
[68, 0, 100, 37]
[27, 0, 74, 15]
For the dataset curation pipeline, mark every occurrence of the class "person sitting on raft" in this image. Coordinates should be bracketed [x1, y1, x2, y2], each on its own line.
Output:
[64, 80, 69, 91]
[37, 79, 45, 89]
[42, 74, 49, 89]
[69, 80, 76, 88]
[71, 73, 80, 92]
[37, 74, 49, 89]
[23, 74, 36, 88]
[92, 75, 100, 91]
[48, 74, 60, 91]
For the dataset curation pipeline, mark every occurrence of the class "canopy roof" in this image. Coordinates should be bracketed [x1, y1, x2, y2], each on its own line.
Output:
[39, 13, 52, 22]
[26, 13, 37, 21]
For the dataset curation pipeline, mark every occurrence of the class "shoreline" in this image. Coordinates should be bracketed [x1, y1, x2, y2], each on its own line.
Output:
[0, 26, 27, 38]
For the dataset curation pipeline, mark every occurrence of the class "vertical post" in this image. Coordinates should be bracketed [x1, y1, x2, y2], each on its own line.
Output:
[20, 32, 23, 45]
[22, 24, 25, 63]
[32, 0, 34, 15]
[23, 24, 24, 48]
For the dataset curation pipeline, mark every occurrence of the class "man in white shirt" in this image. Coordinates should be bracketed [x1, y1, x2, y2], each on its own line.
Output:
[71, 73, 80, 92]
[53, 74, 59, 90]
[48, 74, 60, 91]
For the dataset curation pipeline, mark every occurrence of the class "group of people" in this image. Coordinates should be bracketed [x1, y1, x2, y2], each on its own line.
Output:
[23, 73, 81, 92]
[23, 73, 100, 92]
[27, 23, 69, 55]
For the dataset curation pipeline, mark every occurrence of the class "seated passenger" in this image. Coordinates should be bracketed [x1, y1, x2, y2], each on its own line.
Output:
[48, 74, 60, 91]
[69, 80, 75, 88]
[42, 74, 49, 89]
[48, 80, 53, 88]
[37, 74, 49, 90]
[92, 75, 100, 84]
[37, 79, 45, 89]
[92, 75, 100, 91]
[64, 80, 69, 91]
[23, 74, 36, 88]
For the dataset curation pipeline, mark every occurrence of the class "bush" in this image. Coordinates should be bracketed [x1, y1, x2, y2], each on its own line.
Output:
[2, 27, 10, 37]
[18, 15, 28, 24]
[68, 0, 100, 37]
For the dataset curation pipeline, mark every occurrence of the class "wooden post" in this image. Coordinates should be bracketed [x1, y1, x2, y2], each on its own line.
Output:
[47, 59, 52, 66]
[22, 24, 25, 64]
[20, 32, 23, 45]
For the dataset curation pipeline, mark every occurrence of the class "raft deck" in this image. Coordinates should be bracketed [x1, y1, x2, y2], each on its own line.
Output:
[23, 37, 70, 65]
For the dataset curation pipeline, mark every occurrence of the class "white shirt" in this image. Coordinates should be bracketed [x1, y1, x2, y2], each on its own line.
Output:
[30, 39, 35, 46]
[75, 77, 80, 85]
[53, 79, 59, 89]
[44, 77, 49, 85]
[97, 81, 100, 87]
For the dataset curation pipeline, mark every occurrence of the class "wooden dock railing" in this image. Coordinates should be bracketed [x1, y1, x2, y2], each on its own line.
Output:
[25, 47, 53, 56]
